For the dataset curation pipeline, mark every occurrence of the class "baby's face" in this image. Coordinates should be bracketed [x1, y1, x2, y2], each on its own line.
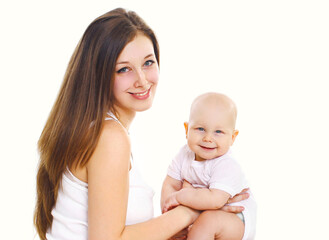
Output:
[186, 101, 238, 161]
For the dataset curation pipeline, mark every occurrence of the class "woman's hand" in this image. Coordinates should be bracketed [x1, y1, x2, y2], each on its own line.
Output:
[221, 188, 249, 213]
[167, 206, 198, 240]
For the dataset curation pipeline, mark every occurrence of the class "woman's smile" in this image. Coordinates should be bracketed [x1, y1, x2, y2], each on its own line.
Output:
[129, 87, 151, 99]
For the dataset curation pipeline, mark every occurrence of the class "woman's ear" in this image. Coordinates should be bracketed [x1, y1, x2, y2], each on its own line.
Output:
[184, 122, 189, 138]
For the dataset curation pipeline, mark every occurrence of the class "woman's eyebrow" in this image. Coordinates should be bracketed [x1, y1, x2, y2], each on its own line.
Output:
[116, 60, 129, 65]
[144, 53, 154, 59]
[116, 53, 154, 65]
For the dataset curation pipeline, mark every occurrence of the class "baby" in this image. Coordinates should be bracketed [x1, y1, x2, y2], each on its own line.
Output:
[161, 92, 256, 240]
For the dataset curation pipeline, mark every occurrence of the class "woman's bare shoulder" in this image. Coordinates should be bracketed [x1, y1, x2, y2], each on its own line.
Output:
[101, 119, 130, 147]
[87, 120, 131, 176]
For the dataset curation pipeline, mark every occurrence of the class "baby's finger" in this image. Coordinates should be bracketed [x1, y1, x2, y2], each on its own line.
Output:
[221, 205, 244, 213]
[239, 188, 249, 194]
[162, 206, 169, 213]
[169, 229, 188, 240]
[176, 228, 188, 236]
[229, 192, 249, 203]
[169, 237, 186, 240]
[174, 237, 187, 240]
[171, 235, 187, 240]
[167, 205, 176, 211]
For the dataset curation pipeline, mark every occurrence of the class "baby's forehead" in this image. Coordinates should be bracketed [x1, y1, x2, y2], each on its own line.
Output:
[189, 93, 237, 126]
[193, 92, 233, 106]
[191, 96, 235, 115]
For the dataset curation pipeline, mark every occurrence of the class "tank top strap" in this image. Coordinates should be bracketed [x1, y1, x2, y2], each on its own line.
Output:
[105, 111, 130, 134]
[106, 112, 122, 125]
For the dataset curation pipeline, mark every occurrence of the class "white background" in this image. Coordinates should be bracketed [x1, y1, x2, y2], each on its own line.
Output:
[1, 0, 328, 239]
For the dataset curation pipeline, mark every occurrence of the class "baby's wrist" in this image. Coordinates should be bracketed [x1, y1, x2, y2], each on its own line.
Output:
[175, 189, 184, 204]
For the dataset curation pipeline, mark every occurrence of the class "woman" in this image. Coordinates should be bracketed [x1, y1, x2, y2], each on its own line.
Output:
[34, 8, 248, 240]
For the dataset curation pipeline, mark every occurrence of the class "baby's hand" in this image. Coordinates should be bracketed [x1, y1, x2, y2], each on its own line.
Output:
[182, 180, 193, 189]
[162, 192, 180, 213]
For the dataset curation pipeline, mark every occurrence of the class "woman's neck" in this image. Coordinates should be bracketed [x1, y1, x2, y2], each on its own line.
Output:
[113, 107, 136, 130]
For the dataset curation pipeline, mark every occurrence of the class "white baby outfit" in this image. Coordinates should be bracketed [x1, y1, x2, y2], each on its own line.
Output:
[167, 144, 257, 240]
[46, 113, 155, 240]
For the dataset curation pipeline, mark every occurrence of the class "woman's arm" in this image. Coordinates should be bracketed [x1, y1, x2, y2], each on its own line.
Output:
[87, 122, 199, 240]
[123, 206, 198, 239]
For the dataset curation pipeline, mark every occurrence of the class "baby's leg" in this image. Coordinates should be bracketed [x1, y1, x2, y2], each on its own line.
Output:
[187, 210, 244, 240]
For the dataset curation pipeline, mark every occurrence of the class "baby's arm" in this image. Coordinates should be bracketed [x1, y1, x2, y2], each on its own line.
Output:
[163, 185, 230, 211]
[161, 175, 183, 213]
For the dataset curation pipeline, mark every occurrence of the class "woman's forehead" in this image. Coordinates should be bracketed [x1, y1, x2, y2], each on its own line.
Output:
[117, 34, 154, 62]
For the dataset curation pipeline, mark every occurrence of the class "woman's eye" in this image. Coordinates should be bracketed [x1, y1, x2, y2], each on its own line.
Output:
[117, 67, 129, 73]
[197, 127, 205, 131]
[215, 130, 222, 134]
[144, 60, 155, 66]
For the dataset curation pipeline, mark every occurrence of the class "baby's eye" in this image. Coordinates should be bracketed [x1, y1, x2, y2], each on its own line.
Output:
[197, 127, 205, 131]
[215, 130, 222, 134]
[117, 67, 129, 73]
[144, 60, 155, 66]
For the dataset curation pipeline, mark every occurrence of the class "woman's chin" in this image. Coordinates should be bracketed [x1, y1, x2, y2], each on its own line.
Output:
[135, 102, 153, 112]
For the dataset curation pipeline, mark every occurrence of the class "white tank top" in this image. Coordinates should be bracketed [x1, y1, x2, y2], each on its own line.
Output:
[46, 113, 155, 240]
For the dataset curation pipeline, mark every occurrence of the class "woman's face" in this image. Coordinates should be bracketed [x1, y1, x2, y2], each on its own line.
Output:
[113, 33, 159, 115]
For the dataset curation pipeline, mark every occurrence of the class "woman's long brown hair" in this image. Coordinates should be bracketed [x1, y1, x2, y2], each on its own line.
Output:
[34, 8, 159, 239]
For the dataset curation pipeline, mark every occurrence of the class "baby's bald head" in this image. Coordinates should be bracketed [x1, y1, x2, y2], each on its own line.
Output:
[189, 92, 237, 130]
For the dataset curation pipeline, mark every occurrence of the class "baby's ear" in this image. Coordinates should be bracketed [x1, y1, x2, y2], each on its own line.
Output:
[184, 122, 189, 138]
[231, 130, 239, 144]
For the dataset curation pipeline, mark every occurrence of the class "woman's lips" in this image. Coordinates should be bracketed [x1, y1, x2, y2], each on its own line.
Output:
[129, 87, 151, 100]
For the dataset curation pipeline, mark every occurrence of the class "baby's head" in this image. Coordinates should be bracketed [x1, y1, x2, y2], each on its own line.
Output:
[184, 92, 239, 161]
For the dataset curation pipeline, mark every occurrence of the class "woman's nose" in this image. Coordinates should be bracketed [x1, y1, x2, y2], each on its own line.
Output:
[134, 69, 147, 88]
